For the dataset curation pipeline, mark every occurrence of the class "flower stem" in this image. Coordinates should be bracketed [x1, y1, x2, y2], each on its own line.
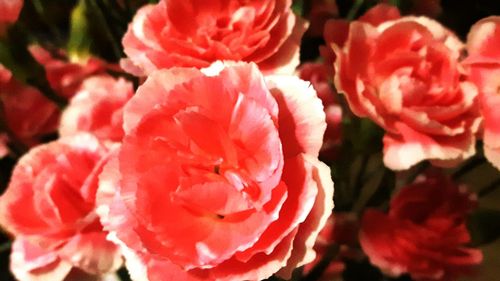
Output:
[452, 156, 486, 180]
[347, 0, 365, 21]
[0, 241, 12, 253]
[479, 177, 500, 197]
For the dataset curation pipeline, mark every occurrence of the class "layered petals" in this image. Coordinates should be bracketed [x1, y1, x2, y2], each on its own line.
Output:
[0, 134, 122, 276]
[96, 61, 333, 280]
[333, 16, 480, 170]
[360, 172, 482, 280]
[60, 75, 134, 142]
[121, 0, 306, 76]
[465, 16, 500, 169]
[297, 62, 342, 161]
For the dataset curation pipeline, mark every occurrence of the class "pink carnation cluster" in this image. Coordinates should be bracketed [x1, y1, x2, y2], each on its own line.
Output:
[0, 0, 335, 280]
[0, 0, 497, 281]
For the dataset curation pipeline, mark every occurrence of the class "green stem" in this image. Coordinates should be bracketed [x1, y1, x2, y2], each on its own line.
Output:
[388, 0, 401, 7]
[478, 178, 500, 197]
[452, 157, 486, 180]
[5, 24, 68, 109]
[350, 154, 370, 209]
[347, 0, 365, 21]
[353, 168, 386, 213]
[31, 0, 63, 42]
[85, 0, 123, 60]
[0, 241, 12, 253]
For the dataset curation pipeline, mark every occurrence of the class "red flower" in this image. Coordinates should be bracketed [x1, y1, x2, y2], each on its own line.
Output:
[0, 63, 60, 147]
[465, 16, 500, 170]
[60, 75, 134, 143]
[121, 0, 307, 76]
[360, 172, 482, 280]
[29, 45, 109, 98]
[0, 0, 23, 34]
[96, 61, 334, 280]
[332, 16, 480, 170]
[0, 134, 123, 279]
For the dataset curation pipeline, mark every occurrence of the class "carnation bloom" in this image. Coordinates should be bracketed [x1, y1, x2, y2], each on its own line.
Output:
[121, 0, 307, 76]
[0, 63, 59, 146]
[0, 134, 122, 280]
[0, 0, 23, 33]
[11, 238, 121, 281]
[360, 172, 482, 280]
[321, 4, 401, 76]
[97, 61, 334, 280]
[60, 75, 134, 143]
[29, 45, 109, 98]
[297, 62, 342, 161]
[465, 16, 500, 170]
[332, 16, 480, 170]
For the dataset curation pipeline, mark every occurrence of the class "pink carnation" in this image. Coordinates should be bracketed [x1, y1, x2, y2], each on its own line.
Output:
[10, 238, 121, 281]
[332, 16, 480, 170]
[321, 4, 401, 77]
[121, 0, 307, 76]
[465, 16, 500, 170]
[60, 75, 134, 143]
[96, 61, 334, 280]
[0, 134, 122, 279]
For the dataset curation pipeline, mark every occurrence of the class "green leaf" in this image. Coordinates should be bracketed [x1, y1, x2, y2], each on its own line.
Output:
[292, 0, 303, 15]
[468, 208, 500, 246]
[344, 117, 384, 155]
[67, 0, 92, 61]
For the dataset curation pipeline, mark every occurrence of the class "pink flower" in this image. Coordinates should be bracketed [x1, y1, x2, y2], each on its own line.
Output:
[360, 172, 482, 280]
[121, 0, 307, 76]
[60, 75, 134, 143]
[96, 61, 334, 280]
[0, 134, 123, 278]
[465, 16, 500, 170]
[0, 63, 60, 146]
[333, 16, 480, 170]
[11, 238, 120, 281]
[0, 0, 23, 33]
[297, 62, 342, 161]
[321, 4, 401, 76]
[11, 238, 76, 281]
[29, 45, 109, 98]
